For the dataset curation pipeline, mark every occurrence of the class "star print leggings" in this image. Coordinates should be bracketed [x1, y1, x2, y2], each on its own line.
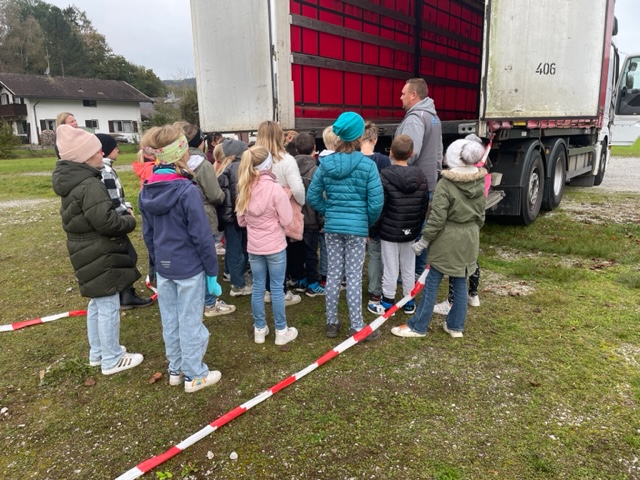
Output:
[325, 233, 366, 331]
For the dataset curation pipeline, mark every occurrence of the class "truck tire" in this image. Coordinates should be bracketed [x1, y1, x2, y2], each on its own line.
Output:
[594, 140, 608, 186]
[542, 144, 566, 211]
[520, 149, 544, 225]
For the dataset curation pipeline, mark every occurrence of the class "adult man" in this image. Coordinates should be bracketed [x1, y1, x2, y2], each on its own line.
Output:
[395, 78, 443, 196]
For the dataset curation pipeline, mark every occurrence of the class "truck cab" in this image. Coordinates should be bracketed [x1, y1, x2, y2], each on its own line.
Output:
[612, 53, 640, 146]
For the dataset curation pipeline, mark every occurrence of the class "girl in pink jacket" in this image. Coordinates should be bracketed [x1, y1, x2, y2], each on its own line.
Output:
[236, 146, 298, 346]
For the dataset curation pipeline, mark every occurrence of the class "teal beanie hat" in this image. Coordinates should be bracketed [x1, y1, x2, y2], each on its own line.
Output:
[332, 112, 365, 142]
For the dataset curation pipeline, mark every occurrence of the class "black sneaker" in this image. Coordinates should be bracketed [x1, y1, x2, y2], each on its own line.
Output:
[120, 287, 154, 310]
[347, 327, 382, 342]
[326, 322, 340, 338]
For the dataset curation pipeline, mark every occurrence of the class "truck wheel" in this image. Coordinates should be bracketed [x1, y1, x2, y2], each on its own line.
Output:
[542, 145, 566, 211]
[519, 149, 544, 225]
[594, 140, 608, 186]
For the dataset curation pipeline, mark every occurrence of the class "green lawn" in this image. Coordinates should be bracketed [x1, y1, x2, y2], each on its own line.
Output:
[0, 155, 639, 480]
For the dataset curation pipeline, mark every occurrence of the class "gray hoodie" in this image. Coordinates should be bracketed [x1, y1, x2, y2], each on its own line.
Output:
[395, 97, 443, 193]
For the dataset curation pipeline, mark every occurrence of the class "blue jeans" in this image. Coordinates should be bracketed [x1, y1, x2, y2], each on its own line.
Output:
[87, 292, 123, 370]
[407, 266, 467, 334]
[249, 250, 287, 331]
[416, 191, 434, 275]
[225, 224, 247, 288]
[205, 236, 221, 307]
[157, 271, 210, 380]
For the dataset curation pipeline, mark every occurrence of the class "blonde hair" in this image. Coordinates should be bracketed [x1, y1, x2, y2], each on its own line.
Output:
[361, 121, 378, 143]
[256, 120, 286, 161]
[335, 138, 360, 154]
[322, 125, 338, 151]
[235, 146, 270, 215]
[213, 143, 233, 176]
[56, 112, 74, 127]
[140, 125, 192, 176]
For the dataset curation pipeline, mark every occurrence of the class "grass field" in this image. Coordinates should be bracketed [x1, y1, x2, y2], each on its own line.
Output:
[1, 155, 639, 480]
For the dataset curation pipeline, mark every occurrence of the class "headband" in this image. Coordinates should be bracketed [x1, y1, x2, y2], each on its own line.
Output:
[154, 135, 188, 164]
[256, 152, 273, 172]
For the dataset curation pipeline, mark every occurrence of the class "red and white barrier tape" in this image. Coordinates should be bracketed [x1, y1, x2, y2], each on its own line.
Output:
[0, 310, 87, 333]
[145, 275, 158, 301]
[116, 267, 429, 480]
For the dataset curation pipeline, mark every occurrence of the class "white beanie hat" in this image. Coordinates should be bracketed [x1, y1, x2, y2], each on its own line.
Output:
[445, 134, 485, 168]
[56, 125, 102, 163]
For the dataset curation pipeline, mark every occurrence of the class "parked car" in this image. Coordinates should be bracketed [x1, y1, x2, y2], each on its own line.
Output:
[110, 134, 129, 144]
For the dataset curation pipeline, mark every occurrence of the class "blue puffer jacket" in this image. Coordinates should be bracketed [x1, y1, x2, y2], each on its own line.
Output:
[307, 151, 383, 237]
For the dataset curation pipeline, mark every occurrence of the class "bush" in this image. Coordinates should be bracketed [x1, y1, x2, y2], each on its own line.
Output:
[0, 121, 20, 159]
[40, 129, 56, 146]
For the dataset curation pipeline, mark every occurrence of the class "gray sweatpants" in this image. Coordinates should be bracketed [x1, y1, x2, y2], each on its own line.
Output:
[325, 233, 366, 330]
[381, 240, 416, 300]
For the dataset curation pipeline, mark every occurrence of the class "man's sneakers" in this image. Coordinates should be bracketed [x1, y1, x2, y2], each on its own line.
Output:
[184, 370, 222, 393]
[433, 300, 452, 316]
[305, 282, 325, 297]
[390, 324, 426, 338]
[101, 352, 144, 375]
[204, 299, 236, 317]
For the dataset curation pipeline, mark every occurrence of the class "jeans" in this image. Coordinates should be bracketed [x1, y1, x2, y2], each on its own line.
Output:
[249, 250, 287, 331]
[367, 236, 382, 297]
[325, 233, 366, 330]
[157, 271, 210, 380]
[318, 232, 327, 278]
[87, 292, 124, 370]
[407, 266, 467, 334]
[225, 224, 247, 288]
[303, 228, 320, 285]
[415, 191, 434, 275]
[447, 262, 480, 303]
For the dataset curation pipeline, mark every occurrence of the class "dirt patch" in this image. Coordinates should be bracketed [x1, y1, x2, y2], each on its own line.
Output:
[551, 197, 640, 225]
[0, 199, 55, 211]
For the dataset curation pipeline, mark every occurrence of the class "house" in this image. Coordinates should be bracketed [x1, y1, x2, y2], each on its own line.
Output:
[0, 72, 152, 144]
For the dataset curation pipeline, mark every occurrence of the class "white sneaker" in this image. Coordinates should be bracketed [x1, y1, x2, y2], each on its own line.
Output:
[468, 294, 480, 307]
[284, 291, 301, 307]
[89, 345, 126, 367]
[275, 327, 298, 345]
[169, 371, 184, 386]
[101, 352, 143, 375]
[433, 300, 452, 316]
[184, 370, 222, 393]
[254, 325, 269, 344]
[230, 285, 252, 296]
[443, 322, 464, 338]
[215, 242, 226, 256]
[391, 324, 426, 338]
[204, 300, 236, 317]
[264, 291, 271, 303]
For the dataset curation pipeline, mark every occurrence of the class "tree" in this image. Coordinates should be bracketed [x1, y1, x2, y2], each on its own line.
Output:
[0, 121, 20, 159]
[179, 89, 199, 126]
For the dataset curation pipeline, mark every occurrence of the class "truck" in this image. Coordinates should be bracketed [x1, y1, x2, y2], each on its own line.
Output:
[612, 52, 640, 146]
[190, 0, 619, 225]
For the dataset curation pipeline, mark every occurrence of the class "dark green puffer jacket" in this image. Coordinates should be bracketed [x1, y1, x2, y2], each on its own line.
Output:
[52, 161, 139, 298]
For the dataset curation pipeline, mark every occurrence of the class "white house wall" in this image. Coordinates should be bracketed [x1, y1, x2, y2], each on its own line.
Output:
[25, 98, 142, 144]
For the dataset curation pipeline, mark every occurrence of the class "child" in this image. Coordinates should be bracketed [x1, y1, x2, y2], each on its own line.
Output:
[218, 138, 252, 296]
[307, 112, 384, 340]
[371, 134, 428, 315]
[176, 122, 235, 318]
[391, 136, 487, 339]
[96, 133, 153, 309]
[256, 120, 305, 307]
[52, 125, 144, 375]
[293, 132, 324, 297]
[133, 145, 157, 286]
[360, 120, 391, 313]
[316, 126, 338, 286]
[236, 146, 298, 345]
[138, 125, 222, 393]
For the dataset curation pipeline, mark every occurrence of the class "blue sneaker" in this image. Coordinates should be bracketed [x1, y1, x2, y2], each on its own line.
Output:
[305, 282, 325, 297]
[293, 278, 308, 293]
[403, 300, 416, 315]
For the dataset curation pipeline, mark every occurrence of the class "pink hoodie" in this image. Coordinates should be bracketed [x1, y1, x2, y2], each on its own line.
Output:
[237, 171, 293, 255]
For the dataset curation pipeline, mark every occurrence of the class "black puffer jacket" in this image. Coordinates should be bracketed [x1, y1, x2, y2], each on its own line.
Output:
[295, 154, 322, 229]
[52, 161, 139, 298]
[375, 164, 429, 243]
[218, 159, 241, 228]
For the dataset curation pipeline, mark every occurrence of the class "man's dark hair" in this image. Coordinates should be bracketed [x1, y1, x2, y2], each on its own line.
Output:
[295, 132, 316, 155]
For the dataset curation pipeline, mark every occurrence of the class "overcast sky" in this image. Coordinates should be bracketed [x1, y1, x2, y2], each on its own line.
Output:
[46, 0, 640, 80]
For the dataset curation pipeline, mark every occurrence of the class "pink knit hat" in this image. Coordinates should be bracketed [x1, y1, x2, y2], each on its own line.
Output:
[56, 125, 102, 163]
